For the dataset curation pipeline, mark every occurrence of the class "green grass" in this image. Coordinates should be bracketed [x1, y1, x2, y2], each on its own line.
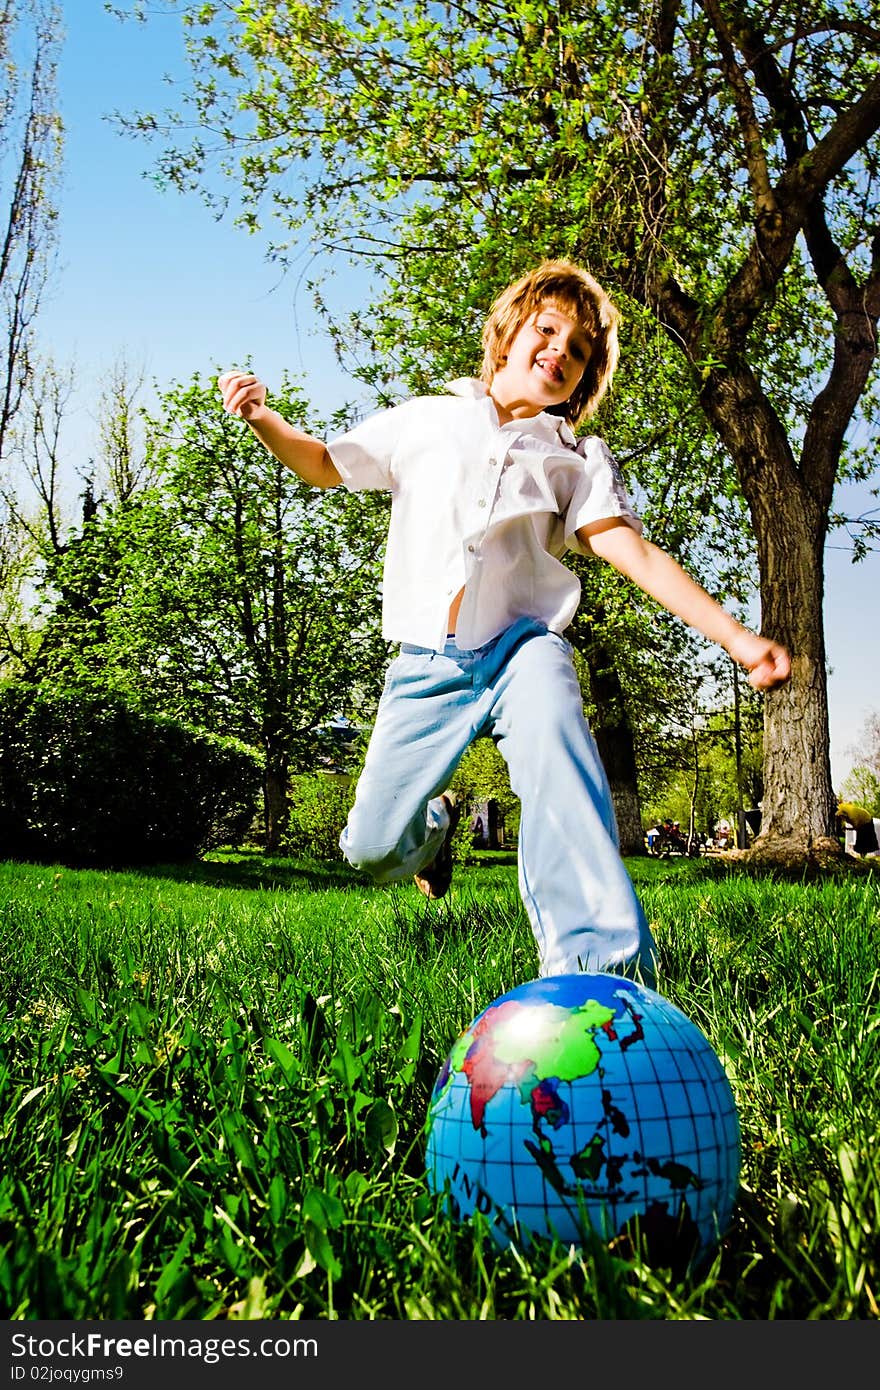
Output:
[1, 850, 878, 1320]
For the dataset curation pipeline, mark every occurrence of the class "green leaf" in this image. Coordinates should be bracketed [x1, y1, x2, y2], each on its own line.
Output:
[154, 1229, 194, 1306]
[268, 1174, 288, 1226]
[329, 1037, 363, 1090]
[265, 1036, 299, 1078]
[303, 1219, 342, 1279]
[302, 1185, 345, 1231]
[364, 1097, 398, 1157]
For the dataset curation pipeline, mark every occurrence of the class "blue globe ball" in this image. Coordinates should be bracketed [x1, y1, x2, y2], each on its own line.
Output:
[426, 973, 741, 1268]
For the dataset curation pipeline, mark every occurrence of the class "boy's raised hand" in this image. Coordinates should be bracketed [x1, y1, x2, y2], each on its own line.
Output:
[218, 370, 267, 421]
[581, 523, 793, 692]
[727, 628, 791, 691]
[215, 371, 339, 488]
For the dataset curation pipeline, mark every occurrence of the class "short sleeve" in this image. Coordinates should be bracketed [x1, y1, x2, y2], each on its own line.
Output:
[563, 435, 643, 554]
[326, 402, 409, 492]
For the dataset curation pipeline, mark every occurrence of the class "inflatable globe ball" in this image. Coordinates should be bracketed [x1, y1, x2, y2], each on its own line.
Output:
[425, 973, 741, 1270]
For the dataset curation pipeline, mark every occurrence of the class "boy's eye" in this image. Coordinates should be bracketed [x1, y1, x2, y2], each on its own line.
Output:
[536, 322, 586, 360]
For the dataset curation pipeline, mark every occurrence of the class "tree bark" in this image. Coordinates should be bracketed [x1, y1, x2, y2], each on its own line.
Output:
[582, 635, 646, 856]
[698, 369, 841, 863]
[262, 735, 289, 854]
[749, 497, 840, 861]
[597, 729, 646, 858]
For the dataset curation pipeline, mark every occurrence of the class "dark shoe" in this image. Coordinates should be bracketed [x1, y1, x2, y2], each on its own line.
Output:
[414, 794, 461, 899]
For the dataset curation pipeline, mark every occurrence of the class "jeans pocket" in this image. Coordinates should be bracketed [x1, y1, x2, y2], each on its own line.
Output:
[382, 647, 430, 696]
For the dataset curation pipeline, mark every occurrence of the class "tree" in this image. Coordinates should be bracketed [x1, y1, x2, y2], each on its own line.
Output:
[841, 710, 880, 817]
[1, 355, 164, 656]
[33, 371, 389, 850]
[0, 3, 62, 672]
[118, 0, 880, 864]
[0, 357, 74, 680]
[95, 355, 158, 505]
[641, 676, 765, 840]
[0, 0, 62, 466]
[0, 508, 37, 680]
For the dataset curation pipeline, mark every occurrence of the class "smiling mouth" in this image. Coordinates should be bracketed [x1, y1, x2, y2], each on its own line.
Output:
[536, 358, 564, 384]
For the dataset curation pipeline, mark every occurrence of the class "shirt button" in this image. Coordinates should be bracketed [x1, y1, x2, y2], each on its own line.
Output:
[467, 544, 476, 553]
[477, 498, 486, 508]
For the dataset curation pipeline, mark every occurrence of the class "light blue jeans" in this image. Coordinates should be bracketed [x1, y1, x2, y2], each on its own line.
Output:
[340, 618, 657, 984]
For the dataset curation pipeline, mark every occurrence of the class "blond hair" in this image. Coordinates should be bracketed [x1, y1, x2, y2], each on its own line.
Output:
[480, 259, 620, 425]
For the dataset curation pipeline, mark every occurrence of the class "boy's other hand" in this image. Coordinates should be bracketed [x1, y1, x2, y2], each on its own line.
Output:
[728, 629, 792, 690]
[218, 370, 267, 421]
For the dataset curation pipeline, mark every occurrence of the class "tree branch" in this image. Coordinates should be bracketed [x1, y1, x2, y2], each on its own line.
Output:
[699, 0, 777, 216]
[714, 70, 880, 349]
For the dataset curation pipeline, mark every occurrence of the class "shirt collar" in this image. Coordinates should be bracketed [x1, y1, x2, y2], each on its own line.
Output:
[445, 377, 577, 447]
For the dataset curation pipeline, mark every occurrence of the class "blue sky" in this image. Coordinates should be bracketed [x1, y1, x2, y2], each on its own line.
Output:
[38, 2, 879, 789]
[42, 4, 358, 417]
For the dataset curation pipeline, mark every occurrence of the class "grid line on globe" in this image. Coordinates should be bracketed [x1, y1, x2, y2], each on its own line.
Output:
[425, 973, 741, 1266]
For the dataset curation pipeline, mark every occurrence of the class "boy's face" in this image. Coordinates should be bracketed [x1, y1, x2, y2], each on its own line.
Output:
[491, 304, 592, 418]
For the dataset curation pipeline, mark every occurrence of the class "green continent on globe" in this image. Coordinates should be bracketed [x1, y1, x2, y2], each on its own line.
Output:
[446, 999, 617, 1134]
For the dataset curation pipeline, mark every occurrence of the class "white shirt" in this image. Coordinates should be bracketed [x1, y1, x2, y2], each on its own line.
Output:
[327, 378, 642, 652]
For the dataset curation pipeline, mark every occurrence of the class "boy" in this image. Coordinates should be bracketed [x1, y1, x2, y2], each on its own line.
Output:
[218, 260, 790, 988]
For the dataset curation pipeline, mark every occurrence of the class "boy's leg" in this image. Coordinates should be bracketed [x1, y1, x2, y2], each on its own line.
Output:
[487, 627, 658, 985]
[340, 645, 476, 883]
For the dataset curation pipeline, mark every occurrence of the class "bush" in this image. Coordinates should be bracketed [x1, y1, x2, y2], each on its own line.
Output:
[0, 683, 263, 866]
[286, 773, 353, 861]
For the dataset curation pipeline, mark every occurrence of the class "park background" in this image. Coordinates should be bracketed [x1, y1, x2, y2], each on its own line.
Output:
[39, 3, 878, 797]
[2, 0, 879, 1325]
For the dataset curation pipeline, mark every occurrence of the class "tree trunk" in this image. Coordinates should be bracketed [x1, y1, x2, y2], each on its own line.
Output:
[598, 732, 647, 857]
[582, 636, 646, 856]
[748, 480, 840, 863]
[263, 747, 289, 854]
[700, 371, 841, 865]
